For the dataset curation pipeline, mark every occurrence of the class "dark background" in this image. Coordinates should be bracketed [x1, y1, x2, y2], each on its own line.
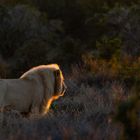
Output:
[0, 1, 139, 140]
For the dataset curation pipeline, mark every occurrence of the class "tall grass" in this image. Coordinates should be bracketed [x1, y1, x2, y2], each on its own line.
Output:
[0, 60, 132, 140]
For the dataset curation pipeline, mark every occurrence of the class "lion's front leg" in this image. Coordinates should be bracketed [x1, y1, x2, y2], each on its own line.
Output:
[29, 106, 40, 118]
[0, 107, 4, 112]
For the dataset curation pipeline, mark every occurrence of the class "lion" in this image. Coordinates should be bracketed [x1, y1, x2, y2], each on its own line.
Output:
[0, 64, 66, 116]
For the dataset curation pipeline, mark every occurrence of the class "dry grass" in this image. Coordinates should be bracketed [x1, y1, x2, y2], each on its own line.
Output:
[0, 64, 130, 140]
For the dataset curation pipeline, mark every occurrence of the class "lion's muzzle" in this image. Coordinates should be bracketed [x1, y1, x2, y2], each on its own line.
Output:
[60, 82, 67, 96]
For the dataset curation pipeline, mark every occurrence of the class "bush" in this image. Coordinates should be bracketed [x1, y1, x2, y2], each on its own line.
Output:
[115, 93, 140, 140]
[96, 36, 122, 59]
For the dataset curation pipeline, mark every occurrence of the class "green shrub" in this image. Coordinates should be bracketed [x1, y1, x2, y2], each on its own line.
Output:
[115, 93, 140, 140]
[96, 36, 122, 59]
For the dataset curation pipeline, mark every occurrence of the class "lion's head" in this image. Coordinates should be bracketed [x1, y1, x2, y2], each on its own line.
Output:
[20, 64, 67, 115]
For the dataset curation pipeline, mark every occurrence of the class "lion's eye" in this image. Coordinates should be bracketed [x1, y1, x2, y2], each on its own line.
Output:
[63, 82, 67, 90]
[55, 70, 60, 77]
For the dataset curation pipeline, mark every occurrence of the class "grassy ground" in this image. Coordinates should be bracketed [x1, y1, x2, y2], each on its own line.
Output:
[0, 63, 132, 140]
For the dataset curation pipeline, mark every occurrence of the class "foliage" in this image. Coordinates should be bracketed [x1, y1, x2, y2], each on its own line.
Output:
[0, 0, 140, 140]
[96, 36, 122, 59]
[83, 53, 140, 84]
[115, 93, 140, 140]
[0, 5, 47, 58]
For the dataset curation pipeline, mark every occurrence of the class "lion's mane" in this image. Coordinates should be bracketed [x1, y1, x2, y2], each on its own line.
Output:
[0, 64, 66, 116]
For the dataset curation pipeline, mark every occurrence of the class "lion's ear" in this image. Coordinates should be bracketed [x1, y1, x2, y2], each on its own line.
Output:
[54, 69, 60, 77]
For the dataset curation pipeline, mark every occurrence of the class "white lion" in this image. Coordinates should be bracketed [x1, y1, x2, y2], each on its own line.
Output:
[0, 64, 66, 116]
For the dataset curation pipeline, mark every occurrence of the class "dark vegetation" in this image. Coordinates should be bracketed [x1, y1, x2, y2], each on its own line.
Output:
[0, 0, 139, 140]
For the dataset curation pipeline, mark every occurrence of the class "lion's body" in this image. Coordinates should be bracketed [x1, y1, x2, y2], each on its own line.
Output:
[0, 79, 43, 112]
[0, 64, 66, 116]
